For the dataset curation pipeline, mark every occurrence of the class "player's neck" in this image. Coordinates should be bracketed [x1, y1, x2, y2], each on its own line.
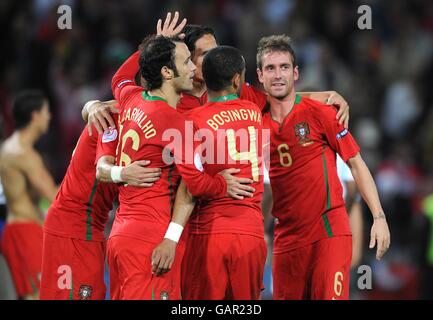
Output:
[207, 89, 238, 102]
[269, 91, 297, 124]
[149, 84, 180, 109]
[189, 81, 207, 98]
[17, 126, 39, 148]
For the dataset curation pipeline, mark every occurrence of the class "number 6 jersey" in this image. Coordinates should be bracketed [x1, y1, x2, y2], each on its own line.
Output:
[262, 95, 360, 254]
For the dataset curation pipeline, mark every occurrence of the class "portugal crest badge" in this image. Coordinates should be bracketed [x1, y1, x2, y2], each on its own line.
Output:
[160, 290, 169, 300]
[294, 122, 313, 146]
[78, 285, 93, 300]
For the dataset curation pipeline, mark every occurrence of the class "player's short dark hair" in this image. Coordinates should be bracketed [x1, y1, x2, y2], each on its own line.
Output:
[12, 90, 47, 129]
[202, 46, 245, 92]
[256, 35, 297, 70]
[183, 24, 216, 54]
[139, 35, 180, 90]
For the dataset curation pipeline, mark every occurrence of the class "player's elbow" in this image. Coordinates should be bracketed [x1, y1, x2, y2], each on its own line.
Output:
[95, 163, 109, 183]
[346, 153, 363, 171]
[95, 160, 106, 182]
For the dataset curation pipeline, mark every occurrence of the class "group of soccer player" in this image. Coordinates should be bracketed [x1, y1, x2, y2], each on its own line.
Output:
[0, 11, 390, 300]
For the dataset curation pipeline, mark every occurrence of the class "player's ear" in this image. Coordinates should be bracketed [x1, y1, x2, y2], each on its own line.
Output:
[232, 73, 241, 90]
[161, 66, 174, 80]
[293, 65, 299, 81]
[257, 68, 264, 84]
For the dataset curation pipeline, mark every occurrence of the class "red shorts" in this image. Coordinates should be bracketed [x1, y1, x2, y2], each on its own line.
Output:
[1, 222, 43, 298]
[107, 235, 185, 300]
[39, 232, 106, 300]
[272, 235, 352, 300]
[181, 233, 267, 300]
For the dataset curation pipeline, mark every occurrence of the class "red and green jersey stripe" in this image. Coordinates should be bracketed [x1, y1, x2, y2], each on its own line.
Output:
[321, 147, 333, 237]
[85, 179, 98, 240]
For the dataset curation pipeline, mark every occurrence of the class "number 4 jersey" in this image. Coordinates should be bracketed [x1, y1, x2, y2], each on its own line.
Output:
[186, 95, 264, 238]
[263, 95, 360, 254]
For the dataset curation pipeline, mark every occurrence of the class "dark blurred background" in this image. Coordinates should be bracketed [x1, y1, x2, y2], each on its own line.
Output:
[0, 0, 433, 299]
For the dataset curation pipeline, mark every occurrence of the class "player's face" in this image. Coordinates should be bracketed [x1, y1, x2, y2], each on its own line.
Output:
[35, 101, 51, 134]
[191, 34, 217, 85]
[257, 51, 298, 100]
[173, 42, 197, 92]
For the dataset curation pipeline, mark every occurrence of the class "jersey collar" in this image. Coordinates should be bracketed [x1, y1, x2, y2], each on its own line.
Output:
[208, 94, 239, 103]
[142, 91, 167, 103]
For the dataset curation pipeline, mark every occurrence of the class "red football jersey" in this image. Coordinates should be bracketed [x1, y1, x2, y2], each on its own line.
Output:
[45, 123, 118, 241]
[263, 95, 360, 253]
[186, 95, 264, 237]
[109, 51, 227, 245]
[177, 82, 268, 114]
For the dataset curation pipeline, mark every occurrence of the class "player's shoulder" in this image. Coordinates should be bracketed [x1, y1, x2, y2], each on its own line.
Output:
[185, 105, 202, 117]
[11, 148, 42, 173]
[156, 103, 187, 125]
[123, 84, 143, 95]
[300, 96, 337, 118]
[300, 96, 327, 108]
[237, 98, 262, 111]
[0, 135, 25, 157]
[241, 82, 261, 94]
[120, 85, 143, 102]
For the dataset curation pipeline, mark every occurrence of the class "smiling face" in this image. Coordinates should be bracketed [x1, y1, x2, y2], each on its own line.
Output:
[172, 42, 197, 93]
[257, 50, 298, 100]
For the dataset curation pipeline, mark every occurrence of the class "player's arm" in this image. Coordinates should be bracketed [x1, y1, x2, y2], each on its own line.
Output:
[96, 155, 161, 187]
[346, 153, 390, 261]
[111, 50, 141, 102]
[175, 160, 255, 200]
[343, 180, 357, 213]
[298, 91, 349, 128]
[316, 103, 389, 261]
[349, 201, 364, 268]
[337, 155, 357, 213]
[111, 12, 186, 101]
[151, 179, 195, 275]
[21, 150, 58, 202]
[111, 11, 186, 103]
[94, 123, 161, 187]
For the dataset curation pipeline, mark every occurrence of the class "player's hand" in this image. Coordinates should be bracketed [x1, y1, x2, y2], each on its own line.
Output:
[86, 100, 119, 136]
[121, 160, 162, 187]
[369, 214, 391, 260]
[326, 91, 350, 129]
[219, 168, 255, 200]
[151, 238, 177, 276]
[156, 11, 187, 39]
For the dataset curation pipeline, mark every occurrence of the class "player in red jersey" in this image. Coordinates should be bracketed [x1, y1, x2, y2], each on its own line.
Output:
[256, 35, 390, 300]
[0, 90, 57, 300]
[40, 107, 161, 300]
[107, 18, 255, 299]
[153, 46, 266, 300]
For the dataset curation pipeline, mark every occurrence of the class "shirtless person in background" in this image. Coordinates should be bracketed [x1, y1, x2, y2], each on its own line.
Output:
[0, 90, 57, 299]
